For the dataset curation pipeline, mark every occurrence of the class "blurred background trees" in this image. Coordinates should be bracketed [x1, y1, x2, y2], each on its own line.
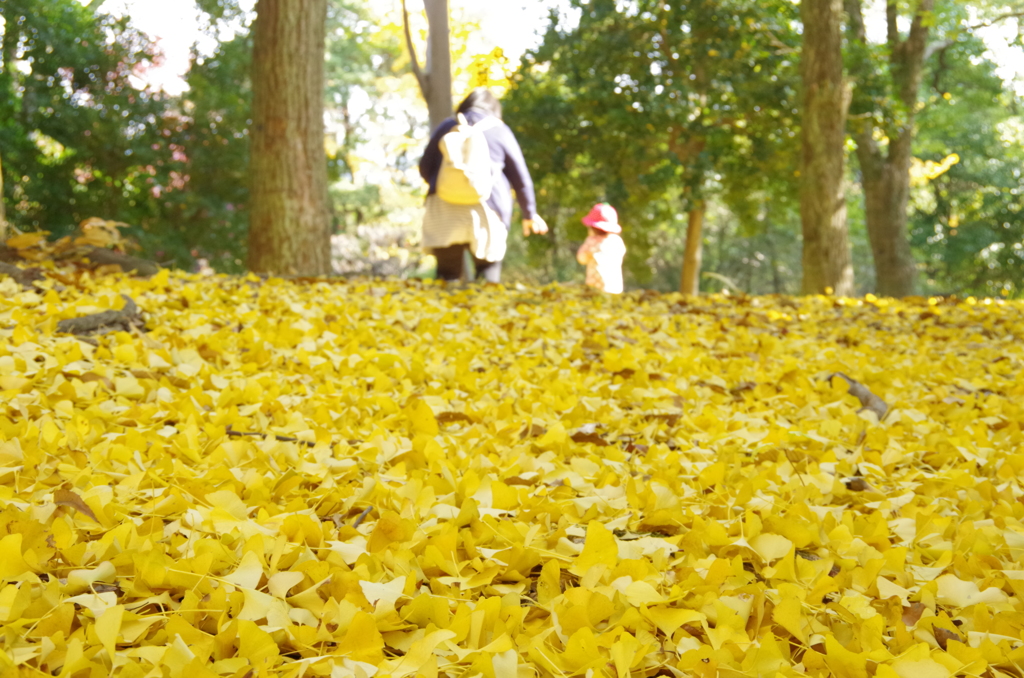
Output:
[2, 0, 1024, 296]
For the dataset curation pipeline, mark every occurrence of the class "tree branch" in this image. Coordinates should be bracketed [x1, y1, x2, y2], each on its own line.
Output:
[56, 295, 143, 335]
[899, 0, 935, 105]
[925, 39, 955, 62]
[886, 0, 900, 49]
[71, 246, 162, 276]
[0, 262, 44, 288]
[401, 0, 428, 96]
[969, 10, 1024, 30]
[929, 40, 955, 94]
[850, 123, 884, 176]
[844, 0, 868, 45]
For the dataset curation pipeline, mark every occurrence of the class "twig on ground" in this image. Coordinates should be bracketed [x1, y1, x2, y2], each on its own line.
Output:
[225, 425, 317, 447]
[56, 295, 144, 335]
[830, 372, 889, 420]
[70, 246, 161, 277]
[352, 506, 374, 529]
[0, 261, 45, 288]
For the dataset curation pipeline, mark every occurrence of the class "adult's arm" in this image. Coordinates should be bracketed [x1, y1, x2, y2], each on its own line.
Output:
[419, 119, 454, 186]
[500, 128, 538, 219]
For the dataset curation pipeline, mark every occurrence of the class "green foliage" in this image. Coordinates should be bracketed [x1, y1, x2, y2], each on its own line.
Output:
[325, 0, 402, 180]
[1, 0, 407, 273]
[154, 0, 404, 271]
[0, 0, 174, 239]
[910, 29, 1024, 297]
[157, 34, 253, 272]
[502, 0, 803, 290]
[4, 0, 1024, 294]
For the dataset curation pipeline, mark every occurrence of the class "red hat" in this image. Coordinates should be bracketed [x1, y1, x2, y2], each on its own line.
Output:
[582, 203, 621, 234]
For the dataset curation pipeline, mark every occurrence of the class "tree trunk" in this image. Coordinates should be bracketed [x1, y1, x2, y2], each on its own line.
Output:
[800, 0, 854, 296]
[856, 129, 917, 296]
[680, 202, 704, 294]
[845, 0, 931, 297]
[424, 0, 453, 131]
[403, 0, 453, 132]
[766, 216, 783, 294]
[0, 148, 7, 241]
[248, 0, 331, 276]
[1, 21, 17, 243]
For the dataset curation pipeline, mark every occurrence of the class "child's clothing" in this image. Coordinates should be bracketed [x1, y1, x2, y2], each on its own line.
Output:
[577, 232, 626, 294]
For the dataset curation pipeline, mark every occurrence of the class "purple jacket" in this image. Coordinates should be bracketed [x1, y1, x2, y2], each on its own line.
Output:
[418, 109, 537, 228]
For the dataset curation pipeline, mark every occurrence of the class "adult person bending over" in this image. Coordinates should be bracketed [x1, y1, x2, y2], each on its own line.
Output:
[419, 88, 548, 282]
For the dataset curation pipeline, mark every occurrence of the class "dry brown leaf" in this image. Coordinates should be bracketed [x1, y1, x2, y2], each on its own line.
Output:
[436, 412, 475, 425]
[520, 423, 546, 439]
[933, 626, 964, 650]
[54, 488, 99, 522]
[844, 477, 874, 492]
[902, 602, 927, 627]
[570, 430, 609, 446]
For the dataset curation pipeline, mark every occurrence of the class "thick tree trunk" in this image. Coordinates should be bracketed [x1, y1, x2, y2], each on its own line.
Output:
[765, 217, 783, 294]
[0, 148, 7, 241]
[1, 24, 16, 243]
[248, 0, 331, 276]
[680, 202, 704, 294]
[800, 0, 854, 296]
[856, 130, 917, 296]
[424, 0, 453, 131]
[403, 0, 453, 132]
[845, 0, 931, 297]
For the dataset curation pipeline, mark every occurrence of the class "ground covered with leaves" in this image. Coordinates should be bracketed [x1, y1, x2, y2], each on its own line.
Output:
[1, 268, 1024, 678]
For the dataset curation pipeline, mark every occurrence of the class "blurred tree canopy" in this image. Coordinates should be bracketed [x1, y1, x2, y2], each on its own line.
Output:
[0, 0, 173, 239]
[909, 22, 1024, 296]
[502, 0, 803, 290]
[2, 0, 1024, 295]
[501, 0, 1024, 296]
[1, 0, 408, 272]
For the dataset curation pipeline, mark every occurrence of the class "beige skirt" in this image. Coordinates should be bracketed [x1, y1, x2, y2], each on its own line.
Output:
[421, 195, 507, 262]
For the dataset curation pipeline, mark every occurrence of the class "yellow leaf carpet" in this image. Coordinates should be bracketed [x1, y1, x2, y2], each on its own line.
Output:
[1, 269, 1024, 678]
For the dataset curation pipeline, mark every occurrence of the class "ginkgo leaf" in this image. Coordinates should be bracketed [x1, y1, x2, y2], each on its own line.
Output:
[64, 561, 117, 595]
[0, 535, 31, 579]
[224, 551, 265, 590]
[0, 584, 32, 624]
[772, 593, 806, 642]
[1, 262, 1023, 677]
[407, 398, 439, 436]
[492, 648, 518, 678]
[359, 576, 408, 609]
[610, 632, 641, 678]
[750, 533, 793, 561]
[5, 232, 48, 249]
[571, 520, 619, 576]
[825, 634, 869, 678]
[886, 644, 954, 678]
[337, 611, 386, 664]
[935, 574, 1009, 608]
[94, 605, 123, 659]
[267, 571, 305, 598]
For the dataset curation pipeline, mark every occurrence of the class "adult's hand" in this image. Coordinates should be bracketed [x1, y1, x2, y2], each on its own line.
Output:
[522, 215, 549, 237]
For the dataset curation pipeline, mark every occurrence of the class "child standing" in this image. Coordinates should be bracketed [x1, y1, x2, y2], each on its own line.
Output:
[576, 203, 626, 294]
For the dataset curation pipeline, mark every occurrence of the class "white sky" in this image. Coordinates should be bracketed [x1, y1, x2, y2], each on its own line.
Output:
[95, 0, 565, 96]
[97, 0, 254, 95]
[97, 0, 1024, 97]
[973, 21, 1024, 95]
